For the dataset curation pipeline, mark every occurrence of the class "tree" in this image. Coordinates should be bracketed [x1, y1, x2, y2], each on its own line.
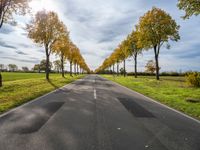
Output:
[127, 30, 142, 78]
[33, 64, 41, 73]
[8, 64, 18, 72]
[22, 66, 29, 72]
[136, 7, 180, 80]
[27, 10, 64, 80]
[67, 42, 76, 76]
[177, 0, 200, 19]
[39, 59, 52, 72]
[145, 60, 157, 74]
[53, 60, 62, 73]
[51, 22, 70, 77]
[120, 68, 126, 75]
[0, 0, 30, 87]
[119, 40, 130, 77]
[113, 50, 121, 76]
[0, 64, 4, 71]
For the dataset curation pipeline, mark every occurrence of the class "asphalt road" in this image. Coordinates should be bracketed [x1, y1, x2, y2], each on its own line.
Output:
[0, 75, 200, 150]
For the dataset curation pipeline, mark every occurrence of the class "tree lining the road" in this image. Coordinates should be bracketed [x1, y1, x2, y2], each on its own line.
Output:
[0, 7, 90, 87]
[27, 10, 90, 80]
[136, 7, 180, 80]
[127, 30, 142, 78]
[95, 7, 180, 80]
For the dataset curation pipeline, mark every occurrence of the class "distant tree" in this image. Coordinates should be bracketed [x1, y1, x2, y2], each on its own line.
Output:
[0, 64, 4, 71]
[8, 64, 18, 72]
[127, 30, 142, 78]
[22, 66, 29, 72]
[113, 50, 121, 76]
[118, 40, 130, 77]
[120, 68, 126, 75]
[33, 64, 41, 73]
[67, 42, 76, 76]
[39, 60, 52, 72]
[136, 7, 180, 80]
[145, 60, 161, 74]
[73, 48, 82, 76]
[27, 10, 64, 80]
[53, 60, 62, 73]
[51, 24, 70, 77]
[177, 0, 200, 19]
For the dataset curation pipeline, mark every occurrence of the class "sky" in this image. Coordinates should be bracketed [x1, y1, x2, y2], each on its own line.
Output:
[0, 0, 199, 72]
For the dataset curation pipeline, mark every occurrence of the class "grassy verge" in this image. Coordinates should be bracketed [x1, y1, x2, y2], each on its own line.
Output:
[102, 75, 200, 120]
[0, 73, 85, 113]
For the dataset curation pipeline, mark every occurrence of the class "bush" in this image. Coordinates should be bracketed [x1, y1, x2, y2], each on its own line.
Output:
[186, 72, 200, 87]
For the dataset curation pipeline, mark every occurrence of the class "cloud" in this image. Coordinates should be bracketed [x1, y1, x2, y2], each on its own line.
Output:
[15, 50, 28, 55]
[21, 32, 28, 36]
[0, 56, 40, 64]
[0, 40, 17, 49]
[37, 49, 44, 53]
[29, 56, 38, 60]
[81, 50, 97, 56]
[0, 25, 15, 34]
[18, 43, 32, 48]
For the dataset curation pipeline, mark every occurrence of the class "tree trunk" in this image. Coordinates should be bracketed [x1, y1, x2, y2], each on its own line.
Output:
[74, 63, 76, 75]
[45, 45, 50, 80]
[70, 61, 73, 77]
[154, 46, 160, 80]
[76, 64, 79, 75]
[113, 64, 115, 75]
[38, 65, 41, 73]
[123, 59, 126, 77]
[134, 54, 138, 78]
[0, 72, 2, 87]
[117, 62, 119, 76]
[61, 54, 64, 78]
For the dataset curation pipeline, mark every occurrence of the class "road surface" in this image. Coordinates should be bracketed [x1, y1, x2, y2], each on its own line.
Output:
[0, 75, 200, 150]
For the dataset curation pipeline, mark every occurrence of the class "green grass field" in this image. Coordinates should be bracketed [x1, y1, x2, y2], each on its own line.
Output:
[2, 72, 45, 81]
[0, 72, 85, 113]
[102, 75, 200, 120]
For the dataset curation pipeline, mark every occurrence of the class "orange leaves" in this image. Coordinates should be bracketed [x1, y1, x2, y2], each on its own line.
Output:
[27, 10, 62, 48]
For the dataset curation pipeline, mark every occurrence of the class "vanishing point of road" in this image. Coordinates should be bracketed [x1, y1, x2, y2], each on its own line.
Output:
[0, 75, 200, 150]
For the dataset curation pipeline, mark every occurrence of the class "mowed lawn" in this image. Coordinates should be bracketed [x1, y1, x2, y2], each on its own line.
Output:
[0, 72, 85, 113]
[102, 75, 200, 120]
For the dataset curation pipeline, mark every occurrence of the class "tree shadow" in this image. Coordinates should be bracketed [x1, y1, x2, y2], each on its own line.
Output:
[47, 79, 59, 89]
